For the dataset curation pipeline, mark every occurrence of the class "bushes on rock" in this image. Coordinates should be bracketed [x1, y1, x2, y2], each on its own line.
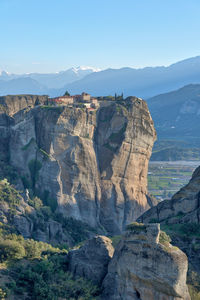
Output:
[0, 179, 21, 208]
[0, 240, 25, 262]
[54, 215, 97, 244]
[28, 159, 42, 190]
[8, 255, 99, 300]
[159, 231, 171, 245]
[0, 288, 6, 300]
[126, 222, 147, 232]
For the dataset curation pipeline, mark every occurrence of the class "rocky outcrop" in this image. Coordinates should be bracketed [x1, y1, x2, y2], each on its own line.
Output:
[68, 235, 114, 285]
[0, 179, 74, 245]
[102, 223, 190, 300]
[0, 95, 156, 234]
[137, 165, 200, 224]
[0, 94, 48, 116]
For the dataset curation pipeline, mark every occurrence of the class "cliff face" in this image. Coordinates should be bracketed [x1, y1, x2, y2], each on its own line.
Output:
[102, 223, 190, 300]
[137, 165, 200, 225]
[0, 95, 156, 234]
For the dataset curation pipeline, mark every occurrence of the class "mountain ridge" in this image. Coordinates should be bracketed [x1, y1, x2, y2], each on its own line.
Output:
[1, 56, 200, 97]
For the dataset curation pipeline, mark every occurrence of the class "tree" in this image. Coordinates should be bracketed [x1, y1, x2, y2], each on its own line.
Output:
[63, 91, 70, 96]
[0, 240, 25, 262]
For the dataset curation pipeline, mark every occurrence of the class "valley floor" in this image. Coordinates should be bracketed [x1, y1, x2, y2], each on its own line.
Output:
[148, 161, 200, 201]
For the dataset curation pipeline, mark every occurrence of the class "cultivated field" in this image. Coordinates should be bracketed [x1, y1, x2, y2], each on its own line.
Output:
[148, 161, 200, 201]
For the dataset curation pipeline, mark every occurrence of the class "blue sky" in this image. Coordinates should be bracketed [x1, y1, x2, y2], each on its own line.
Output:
[0, 0, 200, 73]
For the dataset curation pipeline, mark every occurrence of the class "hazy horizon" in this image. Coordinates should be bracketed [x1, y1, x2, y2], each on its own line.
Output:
[1, 55, 200, 75]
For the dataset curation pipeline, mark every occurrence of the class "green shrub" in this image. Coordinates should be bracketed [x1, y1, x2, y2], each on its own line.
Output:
[54, 215, 96, 244]
[28, 196, 43, 210]
[0, 179, 21, 208]
[111, 235, 121, 248]
[159, 231, 171, 245]
[21, 138, 35, 151]
[11, 257, 99, 299]
[188, 285, 200, 300]
[42, 190, 58, 212]
[40, 206, 52, 220]
[39, 148, 50, 159]
[126, 222, 147, 232]
[24, 239, 43, 259]
[177, 211, 184, 217]
[0, 240, 25, 262]
[180, 223, 200, 236]
[161, 223, 200, 238]
[0, 287, 6, 300]
[28, 159, 42, 190]
[21, 175, 31, 189]
[23, 239, 61, 259]
[109, 124, 126, 144]
[149, 218, 159, 223]
[104, 143, 117, 152]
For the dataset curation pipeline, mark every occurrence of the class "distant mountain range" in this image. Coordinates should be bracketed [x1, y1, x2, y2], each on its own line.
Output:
[147, 83, 200, 141]
[0, 66, 99, 96]
[147, 84, 200, 160]
[1, 56, 200, 97]
[64, 56, 200, 98]
[0, 66, 100, 89]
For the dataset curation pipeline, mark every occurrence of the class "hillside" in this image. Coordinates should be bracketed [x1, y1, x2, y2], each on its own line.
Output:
[147, 84, 200, 161]
[148, 84, 200, 141]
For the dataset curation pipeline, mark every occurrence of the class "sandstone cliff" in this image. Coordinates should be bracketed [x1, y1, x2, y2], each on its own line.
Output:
[0, 95, 156, 234]
[102, 223, 190, 300]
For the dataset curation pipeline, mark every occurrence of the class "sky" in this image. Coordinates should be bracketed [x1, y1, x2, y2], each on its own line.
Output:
[0, 0, 200, 73]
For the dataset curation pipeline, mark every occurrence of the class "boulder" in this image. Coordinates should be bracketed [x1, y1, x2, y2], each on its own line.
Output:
[68, 235, 114, 285]
[102, 223, 190, 300]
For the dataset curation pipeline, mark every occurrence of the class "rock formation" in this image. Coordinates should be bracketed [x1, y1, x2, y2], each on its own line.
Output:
[0, 179, 74, 245]
[0, 95, 156, 234]
[102, 223, 190, 300]
[137, 165, 200, 224]
[68, 235, 114, 285]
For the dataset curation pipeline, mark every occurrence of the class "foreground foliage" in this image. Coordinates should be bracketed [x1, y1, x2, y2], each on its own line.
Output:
[0, 230, 99, 299]
[6, 256, 99, 300]
[0, 178, 100, 299]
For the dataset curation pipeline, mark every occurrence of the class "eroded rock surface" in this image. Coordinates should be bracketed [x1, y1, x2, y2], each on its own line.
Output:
[102, 223, 190, 300]
[0, 95, 156, 234]
[68, 235, 114, 285]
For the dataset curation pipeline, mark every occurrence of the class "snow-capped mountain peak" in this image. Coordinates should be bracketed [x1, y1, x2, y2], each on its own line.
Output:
[0, 71, 10, 77]
[72, 66, 101, 73]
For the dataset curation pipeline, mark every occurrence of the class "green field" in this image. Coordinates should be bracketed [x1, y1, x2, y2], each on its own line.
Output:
[148, 161, 200, 201]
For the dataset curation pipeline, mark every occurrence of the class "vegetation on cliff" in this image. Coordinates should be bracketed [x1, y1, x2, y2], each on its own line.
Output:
[0, 182, 100, 299]
[0, 231, 99, 299]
